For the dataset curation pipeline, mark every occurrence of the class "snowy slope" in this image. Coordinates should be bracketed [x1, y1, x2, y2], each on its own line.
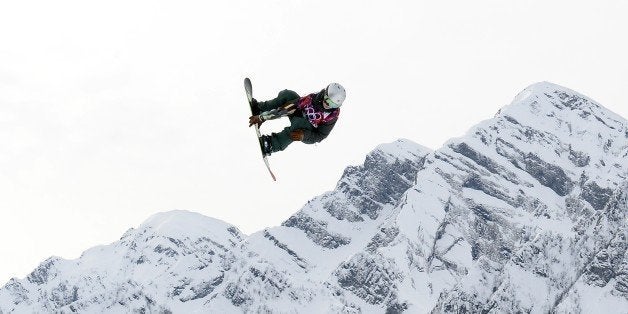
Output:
[1, 82, 626, 313]
[324, 82, 627, 313]
[0, 210, 246, 313]
[209, 139, 431, 312]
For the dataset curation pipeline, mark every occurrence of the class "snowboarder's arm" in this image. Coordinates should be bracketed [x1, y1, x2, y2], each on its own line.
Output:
[249, 102, 297, 127]
[259, 103, 297, 122]
[252, 89, 300, 123]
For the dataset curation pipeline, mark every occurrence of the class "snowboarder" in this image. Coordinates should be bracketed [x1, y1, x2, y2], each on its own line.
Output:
[248, 83, 346, 156]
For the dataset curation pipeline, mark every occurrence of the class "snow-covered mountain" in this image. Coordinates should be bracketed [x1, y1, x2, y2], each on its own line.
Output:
[1, 82, 626, 313]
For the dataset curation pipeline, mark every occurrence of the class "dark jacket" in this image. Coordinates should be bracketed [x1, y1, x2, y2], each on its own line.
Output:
[258, 89, 338, 144]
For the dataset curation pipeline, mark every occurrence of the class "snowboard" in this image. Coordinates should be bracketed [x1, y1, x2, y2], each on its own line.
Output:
[244, 78, 277, 181]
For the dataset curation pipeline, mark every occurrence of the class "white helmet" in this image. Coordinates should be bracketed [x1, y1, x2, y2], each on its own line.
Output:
[324, 83, 346, 108]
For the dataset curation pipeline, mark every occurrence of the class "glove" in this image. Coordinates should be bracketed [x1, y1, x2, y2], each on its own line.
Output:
[290, 129, 305, 141]
[249, 115, 264, 127]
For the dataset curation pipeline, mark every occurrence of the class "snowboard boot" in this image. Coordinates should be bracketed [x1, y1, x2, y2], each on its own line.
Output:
[259, 135, 273, 157]
[250, 98, 261, 116]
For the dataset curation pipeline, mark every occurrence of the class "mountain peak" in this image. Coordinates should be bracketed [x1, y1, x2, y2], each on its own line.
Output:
[374, 138, 432, 163]
[498, 81, 625, 134]
[138, 210, 243, 240]
[452, 81, 627, 190]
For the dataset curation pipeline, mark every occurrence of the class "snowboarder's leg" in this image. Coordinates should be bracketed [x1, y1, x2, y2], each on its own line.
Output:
[267, 127, 294, 153]
[257, 90, 300, 112]
[266, 116, 314, 153]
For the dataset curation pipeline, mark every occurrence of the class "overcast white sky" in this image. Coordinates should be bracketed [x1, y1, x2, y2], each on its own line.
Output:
[1, 0, 627, 284]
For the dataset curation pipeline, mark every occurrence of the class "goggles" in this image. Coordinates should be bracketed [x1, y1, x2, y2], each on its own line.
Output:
[324, 95, 340, 109]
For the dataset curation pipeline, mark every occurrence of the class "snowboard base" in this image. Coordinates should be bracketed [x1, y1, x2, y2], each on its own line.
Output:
[244, 78, 277, 181]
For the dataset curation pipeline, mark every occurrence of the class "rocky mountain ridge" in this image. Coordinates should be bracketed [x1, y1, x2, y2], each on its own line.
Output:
[1, 82, 626, 313]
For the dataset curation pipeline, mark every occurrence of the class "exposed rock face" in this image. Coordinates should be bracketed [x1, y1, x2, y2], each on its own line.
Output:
[1, 82, 626, 313]
[340, 82, 627, 313]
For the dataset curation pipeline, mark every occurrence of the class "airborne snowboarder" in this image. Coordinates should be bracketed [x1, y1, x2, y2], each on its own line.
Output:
[248, 82, 346, 156]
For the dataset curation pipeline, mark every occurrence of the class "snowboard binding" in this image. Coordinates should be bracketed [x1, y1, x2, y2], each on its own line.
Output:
[259, 135, 272, 157]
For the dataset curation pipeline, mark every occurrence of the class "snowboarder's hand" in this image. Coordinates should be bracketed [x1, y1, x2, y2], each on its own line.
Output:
[290, 130, 304, 141]
[249, 115, 264, 127]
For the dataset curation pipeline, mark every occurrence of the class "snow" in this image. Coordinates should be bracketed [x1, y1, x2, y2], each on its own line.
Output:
[374, 138, 432, 163]
[140, 209, 242, 241]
